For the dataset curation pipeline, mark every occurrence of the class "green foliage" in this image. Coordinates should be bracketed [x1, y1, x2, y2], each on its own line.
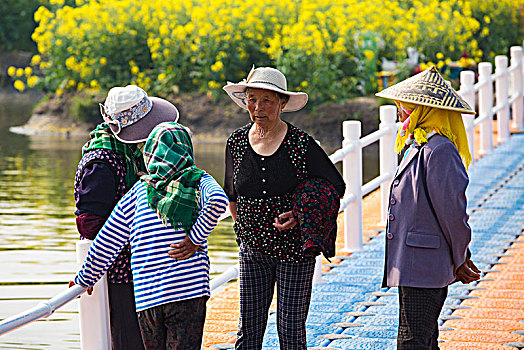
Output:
[471, 1, 524, 60]
[69, 92, 101, 124]
[342, 111, 361, 122]
[0, 0, 45, 52]
[7, 0, 524, 107]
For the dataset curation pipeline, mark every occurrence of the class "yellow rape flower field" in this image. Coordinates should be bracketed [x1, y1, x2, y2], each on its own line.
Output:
[10, 0, 524, 104]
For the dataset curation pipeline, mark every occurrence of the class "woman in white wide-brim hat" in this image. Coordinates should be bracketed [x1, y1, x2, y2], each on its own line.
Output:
[223, 66, 346, 349]
[72, 85, 179, 350]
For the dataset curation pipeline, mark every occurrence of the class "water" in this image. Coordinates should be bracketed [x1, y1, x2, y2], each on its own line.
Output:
[0, 92, 378, 349]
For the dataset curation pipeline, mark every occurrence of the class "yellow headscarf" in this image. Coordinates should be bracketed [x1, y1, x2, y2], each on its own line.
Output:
[395, 101, 472, 170]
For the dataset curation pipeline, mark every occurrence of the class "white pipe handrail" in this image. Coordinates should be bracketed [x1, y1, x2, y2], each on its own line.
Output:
[492, 102, 507, 115]
[210, 264, 239, 296]
[329, 143, 356, 163]
[362, 172, 394, 197]
[474, 113, 493, 126]
[339, 193, 357, 212]
[0, 285, 86, 336]
[507, 63, 520, 73]
[474, 77, 492, 90]
[509, 93, 520, 105]
[1, 43, 523, 345]
[491, 70, 506, 81]
[359, 126, 395, 148]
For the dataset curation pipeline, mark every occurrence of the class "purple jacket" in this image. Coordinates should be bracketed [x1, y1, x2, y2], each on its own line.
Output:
[383, 134, 471, 288]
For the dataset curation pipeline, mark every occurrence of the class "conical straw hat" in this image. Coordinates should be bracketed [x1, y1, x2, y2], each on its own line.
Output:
[376, 66, 475, 114]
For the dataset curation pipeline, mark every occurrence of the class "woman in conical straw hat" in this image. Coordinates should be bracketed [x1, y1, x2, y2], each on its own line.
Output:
[376, 66, 480, 349]
[223, 66, 346, 349]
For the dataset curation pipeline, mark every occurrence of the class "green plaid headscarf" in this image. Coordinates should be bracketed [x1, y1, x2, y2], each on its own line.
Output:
[82, 123, 145, 188]
[140, 122, 204, 234]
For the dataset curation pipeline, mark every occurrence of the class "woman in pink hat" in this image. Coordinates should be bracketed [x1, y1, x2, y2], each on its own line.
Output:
[73, 85, 179, 349]
[72, 121, 228, 349]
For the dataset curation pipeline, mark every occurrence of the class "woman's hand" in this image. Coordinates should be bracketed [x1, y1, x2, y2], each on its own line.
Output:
[168, 235, 199, 260]
[273, 211, 297, 231]
[454, 258, 481, 284]
[69, 280, 93, 295]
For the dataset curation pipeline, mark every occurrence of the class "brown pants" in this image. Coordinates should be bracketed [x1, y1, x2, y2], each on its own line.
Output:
[137, 296, 208, 350]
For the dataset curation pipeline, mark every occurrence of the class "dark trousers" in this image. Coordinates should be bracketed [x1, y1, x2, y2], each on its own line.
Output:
[137, 296, 208, 350]
[108, 282, 145, 350]
[235, 246, 316, 350]
[397, 286, 448, 350]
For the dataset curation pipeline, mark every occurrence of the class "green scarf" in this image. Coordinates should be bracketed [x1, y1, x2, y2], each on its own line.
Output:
[140, 122, 204, 234]
[82, 123, 145, 188]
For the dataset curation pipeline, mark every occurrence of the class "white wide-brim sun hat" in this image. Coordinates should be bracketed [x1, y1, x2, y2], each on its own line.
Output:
[223, 66, 308, 112]
[100, 85, 179, 143]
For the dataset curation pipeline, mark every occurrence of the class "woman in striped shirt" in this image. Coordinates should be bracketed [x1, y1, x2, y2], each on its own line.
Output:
[72, 122, 229, 349]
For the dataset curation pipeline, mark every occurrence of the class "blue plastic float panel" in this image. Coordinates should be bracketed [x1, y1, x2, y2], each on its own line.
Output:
[306, 311, 364, 325]
[312, 284, 377, 294]
[329, 337, 397, 349]
[309, 302, 370, 313]
[310, 292, 370, 303]
[366, 305, 397, 315]
[357, 315, 398, 327]
[321, 274, 384, 285]
[342, 325, 398, 339]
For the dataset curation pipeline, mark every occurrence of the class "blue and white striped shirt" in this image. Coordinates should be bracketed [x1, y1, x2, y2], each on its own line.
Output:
[75, 172, 229, 312]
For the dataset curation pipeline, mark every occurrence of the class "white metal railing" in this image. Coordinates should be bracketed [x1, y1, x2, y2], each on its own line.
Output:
[458, 46, 524, 161]
[1, 44, 523, 348]
[334, 109, 399, 252]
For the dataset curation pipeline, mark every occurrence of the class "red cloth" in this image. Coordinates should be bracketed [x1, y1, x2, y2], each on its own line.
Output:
[76, 212, 107, 240]
[292, 178, 340, 261]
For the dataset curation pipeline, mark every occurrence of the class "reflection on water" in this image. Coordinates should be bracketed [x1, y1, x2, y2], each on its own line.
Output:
[0, 92, 378, 349]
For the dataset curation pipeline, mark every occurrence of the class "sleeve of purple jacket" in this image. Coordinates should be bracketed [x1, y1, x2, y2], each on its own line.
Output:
[425, 142, 471, 271]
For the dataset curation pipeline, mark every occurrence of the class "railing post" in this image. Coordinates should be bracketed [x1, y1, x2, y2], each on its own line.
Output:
[379, 105, 398, 224]
[478, 62, 493, 155]
[460, 70, 476, 163]
[510, 46, 523, 130]
[76, 240, 111, 350]
[312, 255, 323, 284]
[342, 120, 363, 252]
[495, 55, 510, 142]
[312, 139, 325, 283]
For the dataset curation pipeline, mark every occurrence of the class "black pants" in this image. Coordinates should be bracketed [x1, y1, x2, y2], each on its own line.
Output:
[137, 296, 208, 350]
[108, 282, 145, 350]
[397, 286, 448, 350]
